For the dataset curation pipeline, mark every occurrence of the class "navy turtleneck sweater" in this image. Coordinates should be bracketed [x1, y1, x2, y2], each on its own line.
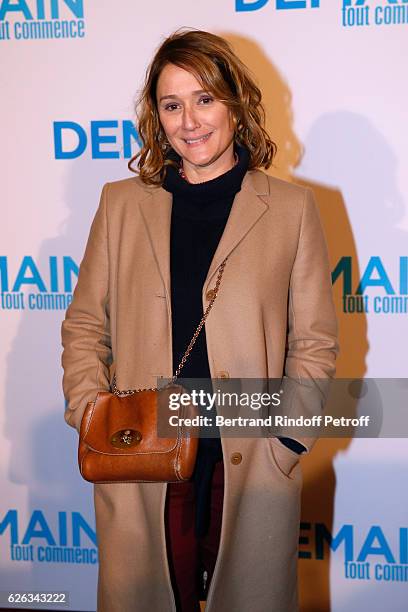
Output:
[162, 143, 249, 537]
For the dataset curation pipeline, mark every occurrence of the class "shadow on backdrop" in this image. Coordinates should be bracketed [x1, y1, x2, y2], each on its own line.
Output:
[296, 112, 404, 611]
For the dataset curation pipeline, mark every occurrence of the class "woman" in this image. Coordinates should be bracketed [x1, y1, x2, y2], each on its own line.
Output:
[61, 28, 338, 612]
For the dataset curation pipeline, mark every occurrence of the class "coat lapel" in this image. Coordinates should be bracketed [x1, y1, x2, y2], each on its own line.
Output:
[203, 169, 270, 290]
[138, 186, 173, 301]
[137, 169, 270, 298]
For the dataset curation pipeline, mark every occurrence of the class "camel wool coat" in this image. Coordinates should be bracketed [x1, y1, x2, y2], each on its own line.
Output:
[61, 168, 338, 612]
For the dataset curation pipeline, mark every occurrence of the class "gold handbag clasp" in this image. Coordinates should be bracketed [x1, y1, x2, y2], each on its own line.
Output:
[110, 429, 142, 448]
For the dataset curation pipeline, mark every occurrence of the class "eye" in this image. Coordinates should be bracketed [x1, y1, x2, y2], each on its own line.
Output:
[199, 96, 214, 105]
[164, 103, 179, 112]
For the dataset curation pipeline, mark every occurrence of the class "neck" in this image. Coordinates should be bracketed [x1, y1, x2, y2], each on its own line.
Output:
[180, 142, 236, 184]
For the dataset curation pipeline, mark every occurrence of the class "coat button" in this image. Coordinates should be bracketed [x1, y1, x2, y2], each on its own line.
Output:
[230, 452, 242, 465]
[218, 371, 230, 379]
[206, 289, 216, 301]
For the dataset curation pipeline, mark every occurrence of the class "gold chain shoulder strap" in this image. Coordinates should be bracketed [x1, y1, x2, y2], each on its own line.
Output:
[112, 256, 228, 397]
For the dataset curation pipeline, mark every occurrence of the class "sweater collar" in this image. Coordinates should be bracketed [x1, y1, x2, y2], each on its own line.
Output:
[162, 143, 250, 216]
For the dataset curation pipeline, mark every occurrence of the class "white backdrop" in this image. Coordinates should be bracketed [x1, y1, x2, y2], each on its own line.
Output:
[1, 1, 407, 610]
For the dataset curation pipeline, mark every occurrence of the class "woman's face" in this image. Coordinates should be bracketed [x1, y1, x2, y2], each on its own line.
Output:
[156, 63, 235, 180]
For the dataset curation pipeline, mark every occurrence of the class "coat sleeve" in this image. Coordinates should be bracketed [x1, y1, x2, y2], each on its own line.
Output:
[61, 183, 113, 434]
[278, 187, 339, 453]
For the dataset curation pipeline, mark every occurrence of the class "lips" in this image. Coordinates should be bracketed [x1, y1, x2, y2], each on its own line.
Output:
[183, 132, 212, 146]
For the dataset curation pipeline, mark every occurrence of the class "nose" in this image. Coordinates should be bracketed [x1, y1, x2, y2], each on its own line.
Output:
[181, 105, 200, 131]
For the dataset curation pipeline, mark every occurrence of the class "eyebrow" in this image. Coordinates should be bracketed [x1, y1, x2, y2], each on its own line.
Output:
[158, 90, 210, 103]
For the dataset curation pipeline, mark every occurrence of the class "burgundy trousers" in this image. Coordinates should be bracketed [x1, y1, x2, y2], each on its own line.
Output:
[164, 460, 224, 612]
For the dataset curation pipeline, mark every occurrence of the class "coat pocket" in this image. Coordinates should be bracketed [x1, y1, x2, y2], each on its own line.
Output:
[267, 437, 301, 479]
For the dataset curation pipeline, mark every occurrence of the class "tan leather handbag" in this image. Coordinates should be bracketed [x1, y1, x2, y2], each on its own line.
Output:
[78, 258, 228, 484]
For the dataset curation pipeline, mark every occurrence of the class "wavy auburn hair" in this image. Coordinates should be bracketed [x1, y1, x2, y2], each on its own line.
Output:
[129, 28, 277, 185]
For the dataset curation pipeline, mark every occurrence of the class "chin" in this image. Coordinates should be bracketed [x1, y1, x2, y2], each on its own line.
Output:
[183, 149, 220, 167]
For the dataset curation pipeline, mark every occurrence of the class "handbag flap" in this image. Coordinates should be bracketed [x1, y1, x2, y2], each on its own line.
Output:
[81, 387, 190, 456]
